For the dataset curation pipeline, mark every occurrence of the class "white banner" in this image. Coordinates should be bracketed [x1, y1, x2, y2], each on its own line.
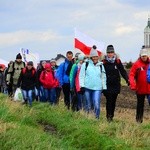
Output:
[20, 48, 39, 68]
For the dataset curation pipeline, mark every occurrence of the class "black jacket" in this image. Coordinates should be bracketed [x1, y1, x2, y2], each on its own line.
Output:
[103, 59, 128, 94]
[17, 67, 36, 90]
[0, 71, 5, 86]
[36, 66, 45, 88]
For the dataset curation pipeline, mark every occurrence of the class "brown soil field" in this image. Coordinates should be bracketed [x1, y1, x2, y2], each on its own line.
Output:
[101, 86, 150, 122]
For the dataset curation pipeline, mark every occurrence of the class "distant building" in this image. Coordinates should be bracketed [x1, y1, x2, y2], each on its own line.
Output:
[39, 54, 66, 66]
[55, 54, 66, 66]
[144, 16, 150, 55]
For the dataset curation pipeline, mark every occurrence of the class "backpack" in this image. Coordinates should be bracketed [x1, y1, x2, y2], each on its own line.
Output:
[12, 61, 26, 75]
[22, 68, 36, 76]
[147, 64, 150, 83]
[10, 61, 26, 84]
[12, 62, 26, 74]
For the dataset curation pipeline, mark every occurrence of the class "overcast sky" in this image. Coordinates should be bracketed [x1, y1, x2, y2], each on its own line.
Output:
[0, 0, 149, 62]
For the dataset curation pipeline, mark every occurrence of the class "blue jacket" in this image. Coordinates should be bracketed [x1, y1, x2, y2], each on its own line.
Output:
[79, 60, 107, 90]
[56, 59, 71, 86]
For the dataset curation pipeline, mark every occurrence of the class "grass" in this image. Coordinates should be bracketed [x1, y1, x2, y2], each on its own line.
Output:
[0, 94, 150, 150]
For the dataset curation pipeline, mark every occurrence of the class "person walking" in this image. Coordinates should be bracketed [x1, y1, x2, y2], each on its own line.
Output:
[102, 45, 129, 122]
[17, 61, 36, 106]
[50, 58, 61, 104]
[6, 53, 25, 98]
[70, 53, 85, 111]
[36, 61, 46, 102]
[40, 63, 58, 105]
[56, 51, 74, 109]
[4, 61, 14, 96]
[0, 65, 7, 93]
[79, 45, 107, 119]
[129, 48, 150, 123]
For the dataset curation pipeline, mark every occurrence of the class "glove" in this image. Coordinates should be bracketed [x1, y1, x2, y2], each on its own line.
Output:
[79, 87, 85, 95]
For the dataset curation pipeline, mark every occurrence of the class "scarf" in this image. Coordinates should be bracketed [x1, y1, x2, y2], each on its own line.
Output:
[106, 55, 116, 63]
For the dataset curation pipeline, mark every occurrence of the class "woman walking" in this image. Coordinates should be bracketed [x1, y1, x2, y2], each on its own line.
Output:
[17, 61, 36, 107]
[129, 48, 150, 123]
[102, 45, 129, 122]
[79, 46, 106, 119]
[40, 63, 58, 105]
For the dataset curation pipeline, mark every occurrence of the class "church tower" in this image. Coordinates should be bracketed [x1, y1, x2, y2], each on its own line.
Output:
[144, 16, 150, 55]
[144, 16, 150, 48]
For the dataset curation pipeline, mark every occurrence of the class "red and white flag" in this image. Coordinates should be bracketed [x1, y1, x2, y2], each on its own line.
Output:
[74, 28, 105, 56]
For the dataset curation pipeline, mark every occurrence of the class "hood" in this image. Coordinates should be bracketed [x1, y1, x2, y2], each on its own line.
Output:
[45, 63, 51, 70]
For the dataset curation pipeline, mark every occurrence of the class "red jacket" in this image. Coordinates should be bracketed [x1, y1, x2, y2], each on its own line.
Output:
[40, 63, 59, 89]
[129, 58, 150, 94]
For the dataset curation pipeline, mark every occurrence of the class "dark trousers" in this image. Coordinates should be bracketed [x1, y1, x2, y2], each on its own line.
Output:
[71, 91, 78, 111]
[7, 84, 13, 97]
[56, 87, 61, 104]
[136, 94, 146, 123]
[62, 83, 70, 109]
[104, 93, 118, 120]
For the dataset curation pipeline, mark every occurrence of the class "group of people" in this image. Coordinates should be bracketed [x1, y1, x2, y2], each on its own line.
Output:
[0, 45, 150, 123]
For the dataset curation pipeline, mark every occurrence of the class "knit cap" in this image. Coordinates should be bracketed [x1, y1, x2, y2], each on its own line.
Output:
[140, 48, 148, 56]
[106, 45, 115, 53]
[27, 61, 33, 66]
[16, 53, 22, 59]
[89, 45, 98, 57]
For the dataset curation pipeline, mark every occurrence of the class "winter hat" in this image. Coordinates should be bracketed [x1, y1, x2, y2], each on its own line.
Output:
[140, 48, 148, 57]
[50, 58, 56, 63]
[78, 54, 85, 61]
[27, 61, 33, 66]
[45, 63, 51, 70]
[89, 45, 98, 57]
[16, 53, 22, 59]
[106, 45, 115, 53]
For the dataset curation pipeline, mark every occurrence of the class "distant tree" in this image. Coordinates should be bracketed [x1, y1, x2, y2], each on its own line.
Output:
[125, 61, 133, 69]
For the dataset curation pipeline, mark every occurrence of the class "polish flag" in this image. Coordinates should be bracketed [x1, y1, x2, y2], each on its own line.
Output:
[74, 28, 105, 56]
